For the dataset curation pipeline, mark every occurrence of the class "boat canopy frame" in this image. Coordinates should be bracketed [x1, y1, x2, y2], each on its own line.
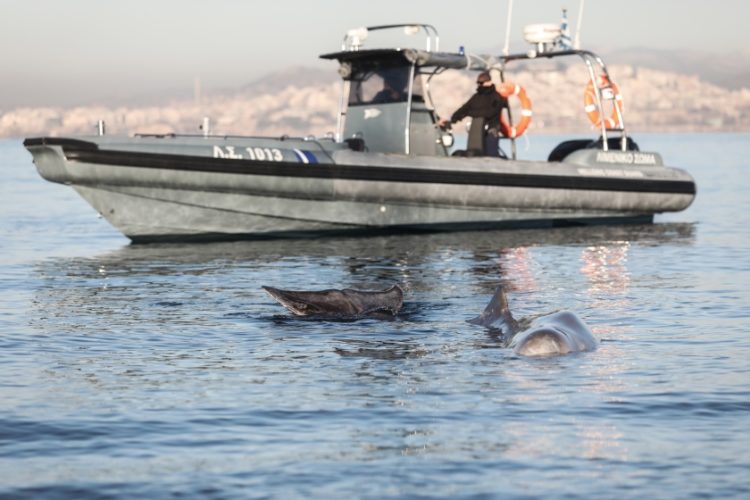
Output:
[499, 48, 629, 153]
[321, 24, 629, 156]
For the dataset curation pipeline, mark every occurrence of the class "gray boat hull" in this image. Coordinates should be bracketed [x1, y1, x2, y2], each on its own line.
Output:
[24, 135, 695, 242]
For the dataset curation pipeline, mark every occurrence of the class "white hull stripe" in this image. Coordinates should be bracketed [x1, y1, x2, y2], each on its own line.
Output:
[292, 149, 318, 164]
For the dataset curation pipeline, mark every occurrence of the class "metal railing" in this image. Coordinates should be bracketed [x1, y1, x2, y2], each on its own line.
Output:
[342, 24, 440, 52]
[500, 49, 628, 154]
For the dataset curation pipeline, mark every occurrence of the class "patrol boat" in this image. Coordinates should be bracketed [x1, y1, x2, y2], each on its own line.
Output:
[24, 24, 696, 243]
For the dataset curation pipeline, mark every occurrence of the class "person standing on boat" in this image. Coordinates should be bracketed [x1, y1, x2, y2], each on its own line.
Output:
[438, 71, 507, 157]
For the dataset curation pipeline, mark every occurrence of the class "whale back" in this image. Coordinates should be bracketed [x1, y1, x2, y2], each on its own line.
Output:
[262, 285, 403, 317]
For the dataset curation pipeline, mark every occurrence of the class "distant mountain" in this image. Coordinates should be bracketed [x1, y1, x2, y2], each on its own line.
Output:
[603, 48, 750, 90]
[236, 66, 337, 96]
[472, 45, 750, 92]
[239, 47, 750, 93]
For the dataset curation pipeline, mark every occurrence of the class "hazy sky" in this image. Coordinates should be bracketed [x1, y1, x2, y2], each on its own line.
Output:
[2, 0, 748, 107]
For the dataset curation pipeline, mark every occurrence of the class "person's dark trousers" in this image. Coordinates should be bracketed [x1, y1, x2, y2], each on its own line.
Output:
[484, 130, 500, 157]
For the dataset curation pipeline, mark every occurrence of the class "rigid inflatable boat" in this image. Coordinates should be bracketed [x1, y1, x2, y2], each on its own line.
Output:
[24, 23, 695, 243]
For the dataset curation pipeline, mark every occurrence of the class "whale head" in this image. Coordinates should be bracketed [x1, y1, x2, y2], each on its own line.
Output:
[510, 327, 574, 356]
[510, 311, 598, 357]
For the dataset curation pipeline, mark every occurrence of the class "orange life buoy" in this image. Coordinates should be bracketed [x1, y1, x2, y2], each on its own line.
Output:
[584, 76, 624, 128]
[498, 81, 532, 138]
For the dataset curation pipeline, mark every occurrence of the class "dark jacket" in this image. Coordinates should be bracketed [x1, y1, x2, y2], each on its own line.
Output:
[450, 84, 507, 130]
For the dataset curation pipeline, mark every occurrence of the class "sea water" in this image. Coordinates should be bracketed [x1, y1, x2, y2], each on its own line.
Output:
[1, 134, 749, 498]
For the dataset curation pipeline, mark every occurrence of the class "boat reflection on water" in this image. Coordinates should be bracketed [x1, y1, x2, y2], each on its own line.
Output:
[581, 242, 631, 297]
[30, 223, 695, 329]
[497, 247, 538, 294]
[40, 222, 695, 268]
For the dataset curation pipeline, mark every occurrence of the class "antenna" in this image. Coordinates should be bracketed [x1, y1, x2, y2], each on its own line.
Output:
[574, 0, 586, 49]
[502, 0, 514, 56]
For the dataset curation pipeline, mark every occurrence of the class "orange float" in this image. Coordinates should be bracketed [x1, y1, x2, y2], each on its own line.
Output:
[498, 81, 532, 138]
[584, 76, 624, 128]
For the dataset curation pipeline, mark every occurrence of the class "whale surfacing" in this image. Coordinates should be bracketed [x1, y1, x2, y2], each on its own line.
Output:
[469, 286, 597, 357]
[509, 311, 597, 356]
[262, 284, 403, 317]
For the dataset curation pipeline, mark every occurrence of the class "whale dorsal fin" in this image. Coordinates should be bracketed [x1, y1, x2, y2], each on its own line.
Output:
[467, 285, 518, 335]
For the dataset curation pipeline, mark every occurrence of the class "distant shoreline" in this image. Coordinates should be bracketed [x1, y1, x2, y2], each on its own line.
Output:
[3, 62, 748, 139]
